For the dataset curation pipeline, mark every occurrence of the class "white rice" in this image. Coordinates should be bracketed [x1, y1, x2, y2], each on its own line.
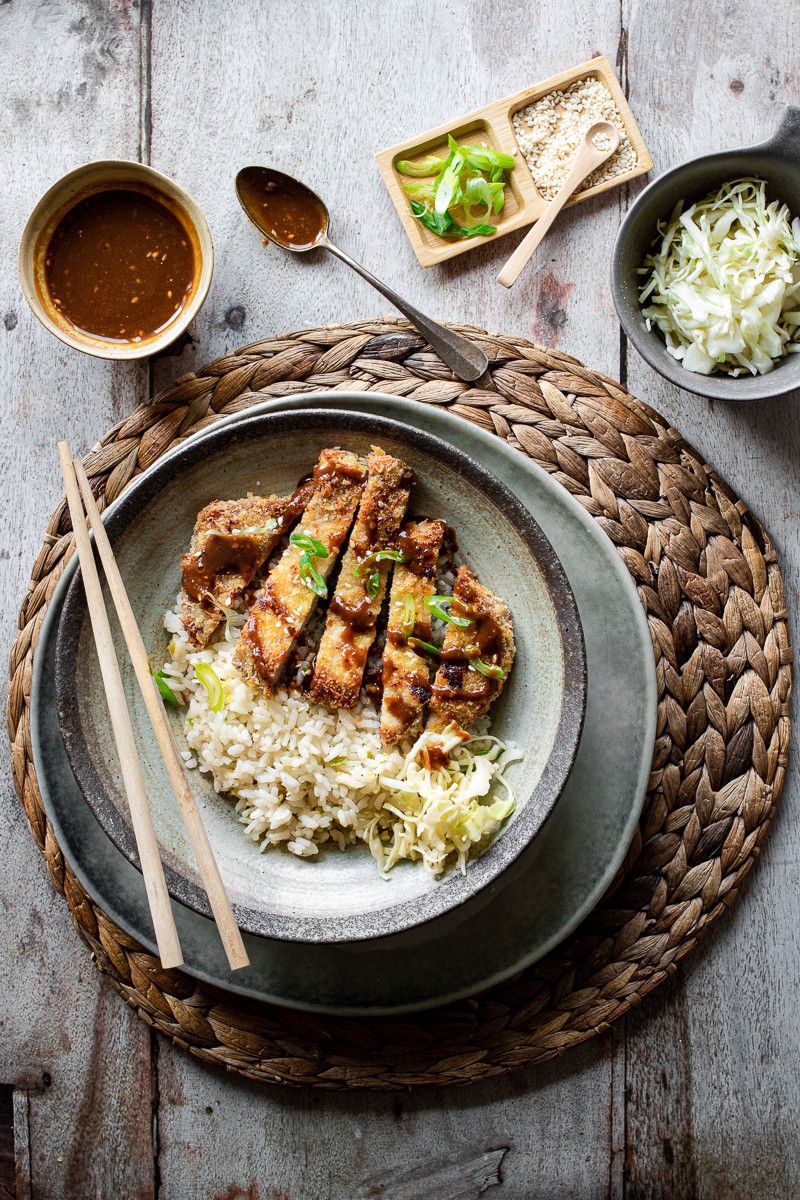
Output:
[161, 592, 521, 877]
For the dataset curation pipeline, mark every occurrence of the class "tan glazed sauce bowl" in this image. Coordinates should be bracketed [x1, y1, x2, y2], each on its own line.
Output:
[18, 160, 214, 360]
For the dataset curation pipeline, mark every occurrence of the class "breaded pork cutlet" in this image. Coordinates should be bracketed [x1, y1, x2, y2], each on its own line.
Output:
[310, 451, 414, 710]
[426, 565, 515, 737]
[379, 519, 446, 745]
[234, 449, 366, 694]
[180, 486, 313, 647]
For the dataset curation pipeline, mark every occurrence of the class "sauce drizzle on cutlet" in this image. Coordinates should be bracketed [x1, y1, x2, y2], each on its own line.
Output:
[183, 533, 264, 602]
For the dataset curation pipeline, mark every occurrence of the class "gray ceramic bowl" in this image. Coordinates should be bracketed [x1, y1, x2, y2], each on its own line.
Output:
[55, 408, 586, 943]
[612, 105, 800, 401]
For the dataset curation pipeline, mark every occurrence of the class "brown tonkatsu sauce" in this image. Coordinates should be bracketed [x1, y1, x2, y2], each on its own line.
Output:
[44, 188, 195, 342]
[314, 456, 367, 488]
[431, 672, 495, 702]
[238, 169, 327, 250]
[268, 478, 317, 540]
[183, 533, 264, 603]
[382, 684, 431, 729]
[430, 605, 505, 702]
[328, 595, 377, 633]
[420, 745, 452, 771]
[396, 526, 456, 579]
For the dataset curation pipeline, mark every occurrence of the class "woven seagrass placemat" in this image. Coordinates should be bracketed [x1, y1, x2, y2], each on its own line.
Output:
[8, 319, 793, 1089]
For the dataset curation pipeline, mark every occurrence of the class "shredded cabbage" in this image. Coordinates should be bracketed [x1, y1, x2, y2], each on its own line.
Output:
[366, 728, 522, 878]
[638, 178, 800, 376]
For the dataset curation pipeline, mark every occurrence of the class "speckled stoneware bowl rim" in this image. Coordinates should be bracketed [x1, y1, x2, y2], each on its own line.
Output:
[55, 408, 587, 942]
[611, 105, 800, 401]
[18, 159, 214, 361]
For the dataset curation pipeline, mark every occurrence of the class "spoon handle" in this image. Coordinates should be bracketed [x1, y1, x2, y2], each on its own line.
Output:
[321, 238, 488, 382]
[497, 131, 620, 289]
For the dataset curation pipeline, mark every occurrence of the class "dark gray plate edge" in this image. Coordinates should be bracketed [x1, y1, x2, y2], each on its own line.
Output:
[30, 390, 657, 1015]
[52, 406, 587, 942]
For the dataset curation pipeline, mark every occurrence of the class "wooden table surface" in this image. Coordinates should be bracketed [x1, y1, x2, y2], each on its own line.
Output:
[1, 3, 797, 1197]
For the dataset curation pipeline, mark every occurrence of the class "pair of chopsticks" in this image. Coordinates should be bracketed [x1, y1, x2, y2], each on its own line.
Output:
[58, 443, 249, 972]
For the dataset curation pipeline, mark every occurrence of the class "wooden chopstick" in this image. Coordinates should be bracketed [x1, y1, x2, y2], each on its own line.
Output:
[58, 443, 184, 970]
[69, 458, 251, 972]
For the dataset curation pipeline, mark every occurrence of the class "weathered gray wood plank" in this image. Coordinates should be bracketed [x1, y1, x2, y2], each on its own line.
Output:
[155, 1041, 613, 1200]
[622, 1, 800, 1195]
[0, 3, 154, 1197]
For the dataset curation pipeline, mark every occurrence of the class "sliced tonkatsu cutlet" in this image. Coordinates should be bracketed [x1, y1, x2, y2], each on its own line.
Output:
[380, 519, 446, 745]
[427, 565, 515, 737]
[180, 486, 313, 647]
[234, 449, 367, 694]
[310, 451, 414, 710]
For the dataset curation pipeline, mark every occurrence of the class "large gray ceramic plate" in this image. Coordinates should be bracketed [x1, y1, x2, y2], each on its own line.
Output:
[55, 408, 586, 942]
[31, 392, 656, 1014]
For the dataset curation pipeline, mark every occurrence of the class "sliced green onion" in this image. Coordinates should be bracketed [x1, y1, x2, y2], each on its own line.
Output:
[329, 756, 348, 767]
[236, 518, 278, 535]
[410, 199, 454, 237]
[470, 659, 505, 680]
[290, 530, 328, 558]
[362, 569, 379, 599]
[425, 595, 474, 627]
[354, 549, 408, 595]
[396, 155, 447, 177]
[154, 670, 180, 707]
[462, 176, 493, 228]
[194, 662, 224, 712]
[405, 134, 510, 241]
[409, 200, 496, 239]
[373, 549, 408, 564]
[201, 591, 237, 644]
[488, 181, 506, 214]
[434, 151, 464, 215]
[401, 593, 416, 637]
[402, 180, 437, 203]
[459, 142, 515, 171]
[291, 530, 329, 597]
[299, 552, 328, 597]
[408, 636, 441, 657]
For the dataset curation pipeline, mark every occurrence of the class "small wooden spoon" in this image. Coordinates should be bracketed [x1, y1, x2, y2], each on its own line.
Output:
[497, 121, 621, 288]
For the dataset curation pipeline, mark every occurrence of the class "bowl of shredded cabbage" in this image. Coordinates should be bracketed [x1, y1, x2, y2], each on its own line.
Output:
[612, 105, 800, 400]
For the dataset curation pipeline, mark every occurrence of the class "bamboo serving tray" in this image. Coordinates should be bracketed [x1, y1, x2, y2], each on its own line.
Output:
[375, 55, 653, 267]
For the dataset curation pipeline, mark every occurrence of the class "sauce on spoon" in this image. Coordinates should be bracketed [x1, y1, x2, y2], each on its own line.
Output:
[236, 168, 326, 249]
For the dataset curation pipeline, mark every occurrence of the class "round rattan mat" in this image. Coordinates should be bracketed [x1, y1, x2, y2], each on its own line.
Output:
[8, 319, 793, 1089]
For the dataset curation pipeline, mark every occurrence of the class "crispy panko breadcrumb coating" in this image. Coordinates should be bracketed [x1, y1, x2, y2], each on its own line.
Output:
[310, 450, 413, 710]
[234, 449, 366, 693]
[426, 564, 515, 736]
[379, 518, 446, 745]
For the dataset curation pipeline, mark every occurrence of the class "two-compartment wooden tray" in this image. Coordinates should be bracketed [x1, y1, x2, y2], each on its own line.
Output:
[375, 55, 653, 267]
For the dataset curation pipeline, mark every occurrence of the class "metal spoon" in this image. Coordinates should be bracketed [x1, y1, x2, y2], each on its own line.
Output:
[235, 166, 489, 382]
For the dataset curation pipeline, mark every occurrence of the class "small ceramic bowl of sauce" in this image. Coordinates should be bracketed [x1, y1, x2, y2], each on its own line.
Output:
[19, 160, 213, 360]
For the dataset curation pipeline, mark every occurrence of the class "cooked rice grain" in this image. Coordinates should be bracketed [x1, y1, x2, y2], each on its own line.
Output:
[163, 599, 518, 875]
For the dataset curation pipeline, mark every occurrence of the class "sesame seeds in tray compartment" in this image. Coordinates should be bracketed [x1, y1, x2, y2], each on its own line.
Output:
[375, 54, 652, 268]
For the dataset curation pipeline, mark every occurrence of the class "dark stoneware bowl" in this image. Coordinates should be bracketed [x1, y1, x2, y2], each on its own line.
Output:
[55, 408, 586, 943]
[612, 105, 800, 401]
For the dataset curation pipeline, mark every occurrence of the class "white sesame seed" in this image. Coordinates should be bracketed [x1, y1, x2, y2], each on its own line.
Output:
[511, 76, 637, 199]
